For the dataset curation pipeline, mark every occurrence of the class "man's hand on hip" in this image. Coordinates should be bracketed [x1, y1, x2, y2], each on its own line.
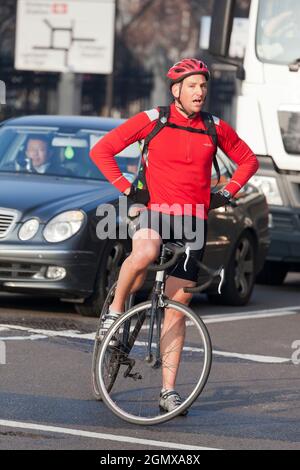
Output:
[126, 185, 150, 206]
[125, 186, 150, 218]
[209, 190, 233, 210]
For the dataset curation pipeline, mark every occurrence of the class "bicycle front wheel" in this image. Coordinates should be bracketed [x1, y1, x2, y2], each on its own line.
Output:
[97, 300, 212, 425]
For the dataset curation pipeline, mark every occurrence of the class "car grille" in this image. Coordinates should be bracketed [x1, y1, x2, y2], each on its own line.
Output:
[272, 213, 296, 231]
[0, 208, 19, 239]
[0, 262, 45, 281]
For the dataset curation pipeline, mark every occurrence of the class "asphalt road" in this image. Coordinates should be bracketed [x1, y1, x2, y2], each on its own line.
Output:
[0, 274, 299, 451]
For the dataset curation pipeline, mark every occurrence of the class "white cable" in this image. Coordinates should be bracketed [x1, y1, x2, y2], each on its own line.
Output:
[218, 268, 225, 294]
[183, 246, 191, 272]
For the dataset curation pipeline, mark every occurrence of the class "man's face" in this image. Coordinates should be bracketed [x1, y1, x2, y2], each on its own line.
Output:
[26, 139, 48, 168]
[172, 74, 208, 115]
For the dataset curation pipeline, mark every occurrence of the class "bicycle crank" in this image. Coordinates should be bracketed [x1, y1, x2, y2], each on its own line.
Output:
[123, 357, 143, 381]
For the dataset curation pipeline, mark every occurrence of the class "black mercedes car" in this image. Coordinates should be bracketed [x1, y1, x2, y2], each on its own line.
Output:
[0, 115, 269, 316]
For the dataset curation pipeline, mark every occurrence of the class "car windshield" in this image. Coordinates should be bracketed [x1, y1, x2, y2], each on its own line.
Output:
[256, 0, 300, 65]
[0, 126, 141, 182]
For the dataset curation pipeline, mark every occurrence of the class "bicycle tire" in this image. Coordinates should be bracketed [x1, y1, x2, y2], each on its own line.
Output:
[91, 282, 135, 400]
[97, 300, 212, 425]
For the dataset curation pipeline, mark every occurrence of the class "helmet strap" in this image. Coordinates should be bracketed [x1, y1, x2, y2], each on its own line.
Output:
[174, 81, 196, 119]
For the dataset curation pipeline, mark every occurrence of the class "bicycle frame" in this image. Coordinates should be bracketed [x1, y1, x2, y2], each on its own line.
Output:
[106, 242, 223, 381]
[118, 244, 170, 371]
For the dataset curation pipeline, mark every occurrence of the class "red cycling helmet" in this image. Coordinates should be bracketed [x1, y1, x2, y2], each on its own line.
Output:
[167, 58, 210, 84]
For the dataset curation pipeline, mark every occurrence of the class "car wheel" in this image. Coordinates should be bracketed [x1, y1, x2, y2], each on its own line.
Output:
[75, 239, 129, 317]
[256, 261, 288, 286]
[207, 232, 256, 306]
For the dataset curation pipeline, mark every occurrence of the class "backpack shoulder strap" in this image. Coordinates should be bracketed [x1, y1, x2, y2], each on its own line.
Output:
[201, 112, 221, 187]
[142, 106, 170, 166]
[201, 111, 218, 148]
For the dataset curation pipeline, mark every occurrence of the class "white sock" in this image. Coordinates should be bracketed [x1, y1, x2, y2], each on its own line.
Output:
[108, 308, 122, 316]
[161, 388, 174, 394]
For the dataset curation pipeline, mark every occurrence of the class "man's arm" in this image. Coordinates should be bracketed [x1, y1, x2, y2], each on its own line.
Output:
[216, 118, 259, 197]
[89, 111, 157, 194]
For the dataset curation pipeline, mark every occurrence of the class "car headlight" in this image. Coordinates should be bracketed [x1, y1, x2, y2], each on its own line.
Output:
[43, 211, 85, 243]
[19, 219, 40, 241]
[250, 176, 283, 206]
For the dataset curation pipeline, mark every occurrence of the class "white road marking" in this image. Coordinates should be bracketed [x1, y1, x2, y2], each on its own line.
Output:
[1, 305, 299, 342]
[133, 341, 291, 364]
[0, 419, 218, 450]
[212, 349, 290, 364]
[0, 335, 47, 341]
[0, 324, 91, 339]
[0, 306, 298, 364]
[2, 323, 289, 363]
[201, 306, 300, 324]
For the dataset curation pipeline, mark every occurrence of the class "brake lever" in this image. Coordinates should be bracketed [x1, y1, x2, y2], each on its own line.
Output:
[183, 265, 225, 294]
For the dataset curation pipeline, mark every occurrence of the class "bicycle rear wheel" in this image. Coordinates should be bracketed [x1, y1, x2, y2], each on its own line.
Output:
[97, 300, 212, 425]
[91, 282, 135, 400]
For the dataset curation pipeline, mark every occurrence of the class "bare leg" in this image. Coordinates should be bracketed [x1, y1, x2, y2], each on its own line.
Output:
[109, 229, 161, 313]
[160, 276, 195, 390]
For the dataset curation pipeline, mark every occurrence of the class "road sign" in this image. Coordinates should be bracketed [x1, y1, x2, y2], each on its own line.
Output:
[15, 0, 116, 74]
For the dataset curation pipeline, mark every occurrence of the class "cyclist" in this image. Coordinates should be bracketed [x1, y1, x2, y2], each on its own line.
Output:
[90, 58, 259, 414]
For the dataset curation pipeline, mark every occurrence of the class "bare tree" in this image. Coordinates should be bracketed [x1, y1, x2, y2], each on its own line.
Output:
[120, 0, 213, 105]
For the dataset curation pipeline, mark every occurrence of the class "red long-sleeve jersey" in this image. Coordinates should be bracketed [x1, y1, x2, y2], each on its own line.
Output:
[90, 103, 259, 219]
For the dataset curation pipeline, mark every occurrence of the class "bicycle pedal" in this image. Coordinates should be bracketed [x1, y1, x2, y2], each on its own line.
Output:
[126, 373, 143, 381]
[145, 354, 154, 364]
[152, 359, 162, 369]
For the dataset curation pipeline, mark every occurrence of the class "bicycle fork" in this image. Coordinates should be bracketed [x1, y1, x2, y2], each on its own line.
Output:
[145, 267, 166, 368]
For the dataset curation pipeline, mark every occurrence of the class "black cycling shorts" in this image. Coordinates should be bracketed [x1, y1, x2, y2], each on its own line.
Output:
[134, 210, 208, 282]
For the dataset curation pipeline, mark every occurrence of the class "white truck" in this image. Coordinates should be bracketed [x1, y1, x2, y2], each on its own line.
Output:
[208, 0, 300, 285]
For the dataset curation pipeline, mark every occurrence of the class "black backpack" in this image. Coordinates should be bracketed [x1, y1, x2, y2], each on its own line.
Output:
[137, 106, 220, 190]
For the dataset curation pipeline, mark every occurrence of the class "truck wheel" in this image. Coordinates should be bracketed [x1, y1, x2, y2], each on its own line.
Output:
[256, 261, 288, 286]
[207, 232, 256, 306]
[75, 240, 129, 317]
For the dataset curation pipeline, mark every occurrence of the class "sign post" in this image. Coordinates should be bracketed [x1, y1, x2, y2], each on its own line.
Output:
[15, 0, 116, 114]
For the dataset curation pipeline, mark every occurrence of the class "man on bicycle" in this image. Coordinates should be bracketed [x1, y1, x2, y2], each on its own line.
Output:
[90, 58, 259, 414]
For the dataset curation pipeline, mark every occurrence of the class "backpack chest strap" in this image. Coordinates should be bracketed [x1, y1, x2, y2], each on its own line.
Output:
[165, 122, 212, 135]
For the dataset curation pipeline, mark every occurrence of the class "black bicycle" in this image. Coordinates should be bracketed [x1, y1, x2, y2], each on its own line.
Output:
[92, 241, 224, 425]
